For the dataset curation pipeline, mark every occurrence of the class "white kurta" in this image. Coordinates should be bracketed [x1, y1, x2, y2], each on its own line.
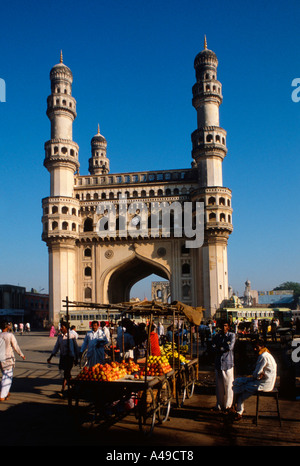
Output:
[0, 332, 24, 370]
[233, 350, 277, 415]
[233, 350, 277, 394]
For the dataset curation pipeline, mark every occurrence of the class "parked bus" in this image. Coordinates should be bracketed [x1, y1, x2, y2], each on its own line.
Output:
[58, 308, 147, 334]
[59, 309, 123, 334]
[215, 307, 293, 326]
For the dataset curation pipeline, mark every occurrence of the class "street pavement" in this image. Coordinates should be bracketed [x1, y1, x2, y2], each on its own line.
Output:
[0, 331, 299, 449]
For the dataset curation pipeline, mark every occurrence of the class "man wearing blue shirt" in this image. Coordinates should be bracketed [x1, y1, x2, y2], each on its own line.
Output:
[212, 321, 236, 412]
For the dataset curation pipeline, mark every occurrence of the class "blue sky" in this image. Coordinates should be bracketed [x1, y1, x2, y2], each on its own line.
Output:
[0, 0, 299, 299]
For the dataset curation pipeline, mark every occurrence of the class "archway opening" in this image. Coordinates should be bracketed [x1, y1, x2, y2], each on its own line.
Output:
[107, 256, 169, 304]
[130, 274, 170, 302]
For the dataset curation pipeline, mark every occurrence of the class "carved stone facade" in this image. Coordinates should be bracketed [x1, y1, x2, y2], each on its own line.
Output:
[42, 42, 233, 325]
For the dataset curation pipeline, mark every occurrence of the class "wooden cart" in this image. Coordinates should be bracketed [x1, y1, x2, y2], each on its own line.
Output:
[62, 297, 204, 429]
[71, 370, 174, 437]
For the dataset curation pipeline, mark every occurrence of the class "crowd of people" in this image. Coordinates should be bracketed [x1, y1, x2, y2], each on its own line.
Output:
[1, 322, 31, 335]
[0, 315, 283, 415]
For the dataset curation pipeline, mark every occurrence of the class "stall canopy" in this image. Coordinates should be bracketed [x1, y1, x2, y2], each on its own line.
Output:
[121, 300, 204, 326]
[63, 298, 204, 326]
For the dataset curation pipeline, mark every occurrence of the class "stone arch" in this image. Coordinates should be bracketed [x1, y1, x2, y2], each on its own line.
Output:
[103, 254, 170, 304]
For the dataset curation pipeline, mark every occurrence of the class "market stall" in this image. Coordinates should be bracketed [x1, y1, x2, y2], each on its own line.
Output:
[62, 297, 204, 435]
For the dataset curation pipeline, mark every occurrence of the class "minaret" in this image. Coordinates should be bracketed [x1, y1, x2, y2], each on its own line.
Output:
[88, 124, 110, 175]
[191, 38, 233, 317]
[44, 51, 79, 195]
[42, 52, 80, 325]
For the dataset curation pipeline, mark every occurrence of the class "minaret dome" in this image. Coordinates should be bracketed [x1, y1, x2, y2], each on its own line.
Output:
[89, 124, 110, 175]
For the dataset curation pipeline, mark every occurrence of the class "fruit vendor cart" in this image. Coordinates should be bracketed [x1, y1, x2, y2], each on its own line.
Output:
[71, 365, 174, 437]
[62, 297, 203, 435]
[62, 297, 176, 436]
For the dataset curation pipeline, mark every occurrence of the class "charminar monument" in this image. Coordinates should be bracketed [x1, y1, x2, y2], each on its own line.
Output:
[42, 38, 233, 325]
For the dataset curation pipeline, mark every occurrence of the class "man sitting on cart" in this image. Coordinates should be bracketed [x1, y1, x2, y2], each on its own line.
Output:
[80, 320, 108, 367]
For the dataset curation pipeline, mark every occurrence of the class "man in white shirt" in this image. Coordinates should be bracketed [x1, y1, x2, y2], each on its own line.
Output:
[232, 339, 277, 420]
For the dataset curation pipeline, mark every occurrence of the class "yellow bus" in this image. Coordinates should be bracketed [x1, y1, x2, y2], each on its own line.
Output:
[215, 307, 293, 326]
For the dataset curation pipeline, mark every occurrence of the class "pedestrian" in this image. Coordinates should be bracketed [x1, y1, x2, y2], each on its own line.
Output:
[232, 338, 277, 420]
[13, 323, 18, 333]
[166, 325, 173, 343]
[0, 321, 26, 401]
[116, 319, 135, 360]
[70, 325, 79, 339]
[157, 321, 165, 344]
[49, 325, 56, 337]
[25, 322, 30, 333]
[19, 323, 24, 335]
[212, 321, 236, 413]
[199, 321, 207, 347]
[149, 324, 161, 356]
[252, 318, 258, 334]
[80, 320, 108, 367]
[47, 321, 79, 397]
[261, 319, 268, 343]
[100, 321, 110, 344]
[270, 319, 278, 342]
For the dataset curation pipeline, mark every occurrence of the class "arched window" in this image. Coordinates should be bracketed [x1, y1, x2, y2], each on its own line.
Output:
[182, 284, 191, 298]
[209, 213, 216, 221]
[52, 221, 58, 230]
[62, 221, 68, 230]
[72, 223, 76, 231]
[84, 287, 92, 299]
[182, 263, 190, 275]
[208, 196, 216, 205]
[62, 206, 68, 214]
[84, 248, 92, 257]
[84, 267, 92, 277]
[84, 218, 93, 232]
[220, 213, 226, 222]
[52, 206, 58, 214]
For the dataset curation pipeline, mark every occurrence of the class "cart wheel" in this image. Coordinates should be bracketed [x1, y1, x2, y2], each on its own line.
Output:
[73, 397, 99, 430]
[186, 365, 195, 399]
[137, 388, 156, 437]
[80, 349, 88, 369]
[176, 370, 187, 407]
[157, 379, 171, 423]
